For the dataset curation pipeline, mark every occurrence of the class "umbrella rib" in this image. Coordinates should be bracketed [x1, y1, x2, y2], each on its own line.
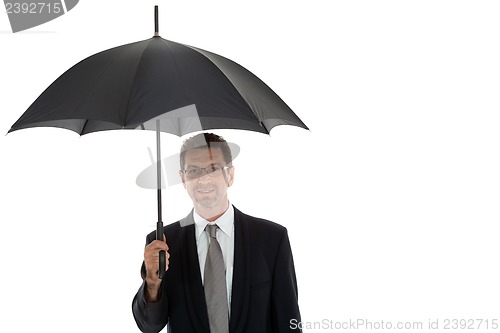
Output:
[80, 119, 89, 135]
[122, 39, 152, 128]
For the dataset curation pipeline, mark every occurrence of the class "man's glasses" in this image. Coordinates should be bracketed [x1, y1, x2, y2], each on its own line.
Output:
[181, 163, 230, 179]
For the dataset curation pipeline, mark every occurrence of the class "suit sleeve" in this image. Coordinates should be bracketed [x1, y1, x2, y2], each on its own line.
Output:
[271, 228, 302, 332]
[131, 235, 169, 333]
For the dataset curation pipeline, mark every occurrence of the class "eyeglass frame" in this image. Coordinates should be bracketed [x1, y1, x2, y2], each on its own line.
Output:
[180, 163, 232, 180]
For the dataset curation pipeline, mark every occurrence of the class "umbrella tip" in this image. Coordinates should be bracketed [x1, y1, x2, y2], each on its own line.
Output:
[154, 5, 160, 37]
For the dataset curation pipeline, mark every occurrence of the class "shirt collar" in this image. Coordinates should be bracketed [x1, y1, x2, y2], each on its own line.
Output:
[194, 203, 234, 241]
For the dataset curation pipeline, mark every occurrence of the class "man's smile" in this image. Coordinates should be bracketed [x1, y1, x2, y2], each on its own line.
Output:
[197, 188, 215, 194]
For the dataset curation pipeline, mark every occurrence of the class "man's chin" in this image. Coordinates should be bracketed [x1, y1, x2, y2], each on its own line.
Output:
[195, 198, 218, 209]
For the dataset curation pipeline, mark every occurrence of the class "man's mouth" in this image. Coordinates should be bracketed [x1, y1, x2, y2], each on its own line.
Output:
[197, 188, 214, 194]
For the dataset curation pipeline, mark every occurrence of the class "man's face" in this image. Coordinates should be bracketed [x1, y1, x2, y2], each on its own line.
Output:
[180, 147, 234, 215]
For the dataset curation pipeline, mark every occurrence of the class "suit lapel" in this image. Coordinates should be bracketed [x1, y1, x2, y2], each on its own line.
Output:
[229, 207, 251, 332]
[179, 212, 210, 332]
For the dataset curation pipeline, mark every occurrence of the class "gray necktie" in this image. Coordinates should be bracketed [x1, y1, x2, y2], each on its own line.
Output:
[204, 224, 229, 333]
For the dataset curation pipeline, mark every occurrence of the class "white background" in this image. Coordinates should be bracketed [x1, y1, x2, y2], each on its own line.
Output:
[1, 0, 500, 332]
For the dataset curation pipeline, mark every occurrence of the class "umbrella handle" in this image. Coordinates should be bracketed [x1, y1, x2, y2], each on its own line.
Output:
[158, 250, 166, 278]
[156, 221, 166, 278]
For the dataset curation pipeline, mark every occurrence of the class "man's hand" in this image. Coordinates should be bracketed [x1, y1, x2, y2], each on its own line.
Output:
[144, 235, 169, 302]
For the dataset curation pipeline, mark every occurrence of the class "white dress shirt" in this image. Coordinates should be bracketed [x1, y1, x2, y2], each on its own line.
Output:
[194, 203, 235, 313]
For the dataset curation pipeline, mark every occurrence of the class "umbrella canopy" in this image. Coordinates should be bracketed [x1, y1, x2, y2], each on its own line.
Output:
[8, 27, 307, 136]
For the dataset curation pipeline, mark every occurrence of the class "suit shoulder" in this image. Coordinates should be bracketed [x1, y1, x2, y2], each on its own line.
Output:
[236, 208, 288, 235]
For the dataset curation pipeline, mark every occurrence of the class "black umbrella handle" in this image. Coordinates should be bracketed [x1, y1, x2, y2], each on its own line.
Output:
[156, 221, 166, 278]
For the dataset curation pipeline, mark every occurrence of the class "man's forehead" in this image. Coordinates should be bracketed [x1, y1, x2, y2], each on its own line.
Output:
[184, 147, 225, 162]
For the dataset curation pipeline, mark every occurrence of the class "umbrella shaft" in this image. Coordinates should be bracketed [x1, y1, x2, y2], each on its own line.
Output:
[156, 120, 162, 223]
[157, 189, 162, 222]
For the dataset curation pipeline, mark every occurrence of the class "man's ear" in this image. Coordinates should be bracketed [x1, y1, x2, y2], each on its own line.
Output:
[226, 166, 235, 187]
[179, 170, 187, 189]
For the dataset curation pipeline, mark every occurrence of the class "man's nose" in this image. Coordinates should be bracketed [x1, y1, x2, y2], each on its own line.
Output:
[196, 171, 212, 182]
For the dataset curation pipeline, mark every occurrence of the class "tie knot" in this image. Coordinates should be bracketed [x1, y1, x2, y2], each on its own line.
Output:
[206, 224, 218, 238]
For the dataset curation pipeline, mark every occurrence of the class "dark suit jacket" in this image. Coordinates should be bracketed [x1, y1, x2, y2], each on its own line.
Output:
[132, 206, 301, 333]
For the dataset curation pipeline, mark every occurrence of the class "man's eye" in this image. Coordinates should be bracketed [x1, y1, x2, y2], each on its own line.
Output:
[211, 165, 223, 172]
[187, 168, 200, 176]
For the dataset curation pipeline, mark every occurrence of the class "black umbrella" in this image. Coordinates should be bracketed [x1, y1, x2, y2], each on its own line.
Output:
[8, 6, 308, 277]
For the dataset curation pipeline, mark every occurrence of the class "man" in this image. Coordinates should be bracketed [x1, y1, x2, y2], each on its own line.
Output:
[132, 133, 301, 333]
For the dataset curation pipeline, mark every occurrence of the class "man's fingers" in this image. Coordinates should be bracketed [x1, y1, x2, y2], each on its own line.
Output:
[146, 256, 170, 266]
[146, 251, 170, 260]
[145, 239, 169, 251]
[145, 257, 170, 273]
